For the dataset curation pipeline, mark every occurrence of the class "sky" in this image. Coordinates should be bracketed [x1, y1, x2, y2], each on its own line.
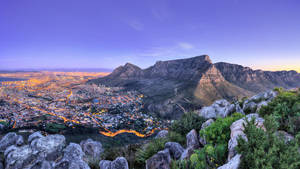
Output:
[0, 0, 300, 72]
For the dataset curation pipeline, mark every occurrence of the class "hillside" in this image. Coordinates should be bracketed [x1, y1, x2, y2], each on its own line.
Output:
[89, 55, 300, 119]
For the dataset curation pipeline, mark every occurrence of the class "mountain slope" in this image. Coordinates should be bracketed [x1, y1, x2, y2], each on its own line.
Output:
[89, 55, 300, 119]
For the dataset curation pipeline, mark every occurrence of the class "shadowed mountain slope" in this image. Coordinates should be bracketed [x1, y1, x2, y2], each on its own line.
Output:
[89, 55, 300, 119]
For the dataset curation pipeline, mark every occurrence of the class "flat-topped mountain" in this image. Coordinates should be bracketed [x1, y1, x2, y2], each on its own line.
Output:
[89, 55, 300, 119]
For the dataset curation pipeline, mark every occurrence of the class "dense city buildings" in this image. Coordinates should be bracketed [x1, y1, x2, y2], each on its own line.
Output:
[0, 72, 167, 137]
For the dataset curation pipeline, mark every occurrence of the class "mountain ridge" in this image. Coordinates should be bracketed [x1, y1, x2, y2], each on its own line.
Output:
[89, 55, 300, 119]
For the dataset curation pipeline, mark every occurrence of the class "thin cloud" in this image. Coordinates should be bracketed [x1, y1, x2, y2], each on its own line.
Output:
[127, 20, 144, 31]
[178, 42, 194, 50]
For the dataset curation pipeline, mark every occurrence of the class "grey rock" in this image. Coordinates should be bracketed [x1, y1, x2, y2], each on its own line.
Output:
[186, 129, 199, 149]
[4, 145, 36, 169]
[199, 136, 207, 146]
[30, 134, 66, 161]
[54, 143, 90, 169]
[243, 90, 277, 113]
[201, 119, 214, 130]
[28, 131, 44, 144]
[197, 99, 235, 119]
[218, 154, 241, 169]
[0, 132, 23, 152]
[146, 149, 171, 169]
[80, 138, 103, 159]
[29, 160, 53, 169]
[16, 135, 24, 146]
[243, 101, 257, 114]
[199, 119, 214, 146]
[165, 142, 184, 160]
[155, 130, 169, 139]
[99, 160, 112, 169]
[227, 114, 264, 160]
[276, 130, 294, 143]
[180, 147, 195, 160]
[111, 157, 129, 169]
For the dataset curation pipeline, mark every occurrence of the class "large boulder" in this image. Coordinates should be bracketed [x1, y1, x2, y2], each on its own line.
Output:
[0, 132, 24, 152]
[180, 147, 195, 160]
[99, 160, 112, 169]
[217, 154, 241, 169]
[186, 129, 200, 149]
[227, 114, 264, 160]
[4, 145, 36, 169]
[30, 134, 66, 161]
[28, 131, 44, 144]
[111, 157, 129, 169]
[197, 100, 235, 119]
[99, 157, 128, 169]
[80, 139, 103, 159]
[164, 142, 184, 160]
[54, 143, 90, 169]
[146, 149, 171, 169]
[155, 130, 169, 139]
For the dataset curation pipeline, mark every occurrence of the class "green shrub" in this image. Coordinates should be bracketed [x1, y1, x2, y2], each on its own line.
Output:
[183, 113, 245, 168]
[170, 112, 205, 136]
[237, 115, 300, 169]
[259, 89, 300, 134]
[168, 131, 186, 146]
[200, 113, 244, 145]
[135, 138, 168, 165]
[171, 159, 195, 169]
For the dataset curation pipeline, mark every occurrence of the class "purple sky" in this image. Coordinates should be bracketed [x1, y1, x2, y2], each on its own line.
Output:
[0, 0, 300, 72]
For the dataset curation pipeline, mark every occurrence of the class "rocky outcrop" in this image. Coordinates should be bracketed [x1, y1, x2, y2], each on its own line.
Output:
[217, 154, 241, 169]
[54, 143, 90, 169]
[0, 132, 94, 169]
[155, 130, 169, 139]
[164, 142, 184, 160]
[186, 129, 200, 149]
[227, 114, 264, 160]
[197, 100, 235, 119]
[99, 157, 129, 169]
[242, 90, 277, 114]
[30, 133, 66, 161]
[99, 160, 112, 169]
[80, 138, 103, 159]
[146, 149, 171, 169]
[179, 129, 200, 160]
[0, 132, 24, 152]
[180, 147, 195, 160]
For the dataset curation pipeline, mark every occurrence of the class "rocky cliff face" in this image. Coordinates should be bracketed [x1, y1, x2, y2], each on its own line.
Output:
[215, 62, 300, 93]
[89, 55, 300, 119]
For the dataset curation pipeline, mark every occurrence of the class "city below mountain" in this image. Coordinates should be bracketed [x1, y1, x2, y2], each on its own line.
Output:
[89, 55, 300, 119]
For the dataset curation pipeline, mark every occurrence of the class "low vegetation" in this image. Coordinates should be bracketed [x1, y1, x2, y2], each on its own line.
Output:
[135, 112, 205, 168]
[259, 88, 300, 135]
[237, 115, 300, 169]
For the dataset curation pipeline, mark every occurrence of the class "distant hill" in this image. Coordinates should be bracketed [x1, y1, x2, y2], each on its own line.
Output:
[89, 55, 300, 119]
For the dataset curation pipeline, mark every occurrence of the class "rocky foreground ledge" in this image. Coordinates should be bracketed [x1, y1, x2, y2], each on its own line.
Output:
[0, 131, 129, 169]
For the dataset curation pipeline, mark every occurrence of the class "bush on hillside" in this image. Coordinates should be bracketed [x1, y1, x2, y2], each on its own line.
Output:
[135, 138, 168, 166]
[237, 115, 300, 169]
[259, 89, 300, 134]
[170, 112, 206, 136]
